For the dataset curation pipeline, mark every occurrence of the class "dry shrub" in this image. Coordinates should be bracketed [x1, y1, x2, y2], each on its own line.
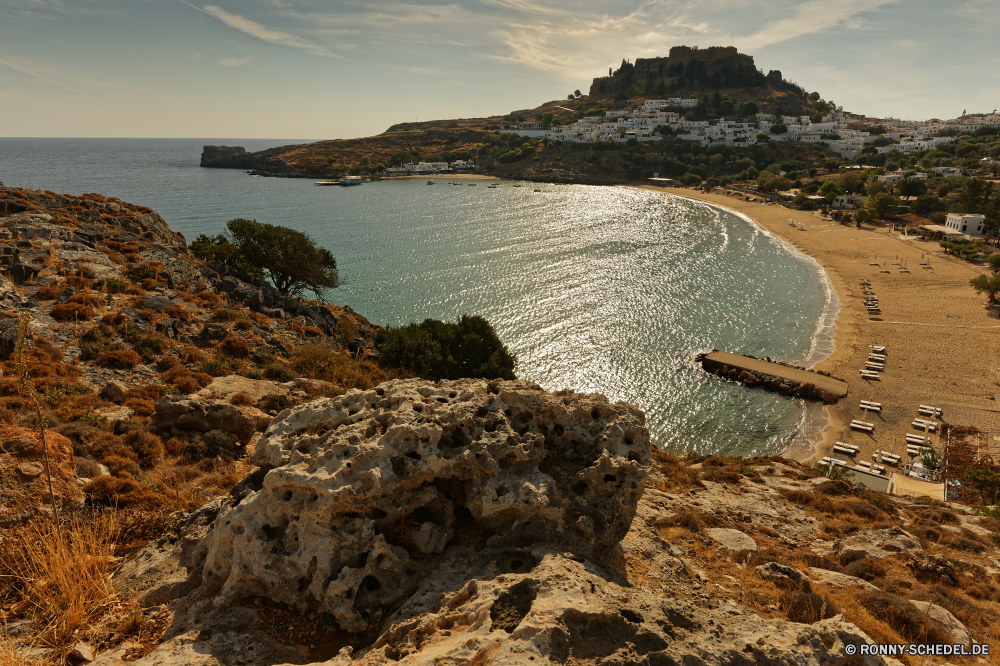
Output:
[157, 356, 180, 371]
[815, 480, 853, 496]
[193, 372, 213, 387]
[67, 292, 103, 307]
[165, 437, 186, 456]
[7, 513, 123, 646]
[140, 278, 157, 290]
[103, 454, 140, 478]
[700, 466, 742, 484]
[33, 336, 63, 362]
[181, 346, 206, 365]
[304, 326, 324, 337]
[95, 349, 142, 369]
[121, 430, 164, 468]
[290, 344, 398, 390]
[125, 286, 146, 296]
[249, 312, 271, 327]
[53, 394, 107, 422]
[797, 554, 843, 573]
[781, 592, 839, 624]
[101, 312, 127, 327]
[84, 476, 160, 508]
[843, 557, 887, 582]
[63, 275, 93, 290]
[50, 303, 94, 322]
[289, 320, 305, 334]
[229, 392, 255, 406]
[214, 307, 241, 322]
[123, 385, 163, 403]
[138, 308, 163, 323]
[234, 319, 253, 331]
[651, 449, 700, 490]
[219, 336, 250, 358]
[857, 592, 952, 643]
[123, 397, 155, 417]
[163, 305, 192, 322]
[172, 375, 200, 394]
[197, 291, 222, 305]
[338, 315, 359, 340]
[839, 499, 884, 522]
[35, 284, 62, 300]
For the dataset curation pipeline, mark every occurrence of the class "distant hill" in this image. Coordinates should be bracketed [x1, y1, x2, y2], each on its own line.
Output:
[201, 45, 840, 184]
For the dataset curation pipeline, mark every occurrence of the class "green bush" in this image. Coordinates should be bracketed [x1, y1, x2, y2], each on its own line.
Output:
[103, 277, 130, 293]
[376, 315, 516, 380]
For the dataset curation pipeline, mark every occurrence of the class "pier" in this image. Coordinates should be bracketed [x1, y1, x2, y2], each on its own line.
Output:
[698, 350, 849, 402]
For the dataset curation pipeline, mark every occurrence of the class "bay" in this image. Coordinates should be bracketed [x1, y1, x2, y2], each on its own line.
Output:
[0, 138, 831, 455]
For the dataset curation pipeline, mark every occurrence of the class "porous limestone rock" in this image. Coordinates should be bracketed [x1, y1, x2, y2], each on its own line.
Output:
[201, 378, 650, 633]
[808, 567, 879, 592]
[908, 600, 971, 648]
[100, 380, 128, 403]
[706, 527, 757, 555]
[836, 526, 924, 563]
[151, 395, 255, 444]
[755, 561, 808, 588]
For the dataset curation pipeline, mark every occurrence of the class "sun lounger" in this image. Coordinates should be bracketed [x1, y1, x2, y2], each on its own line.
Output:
[860, 401, 882, 412]
[912, 419, 938, 432]
[876, 454, 901, 466]
[865, 363, 884, 371]
[860, 370, 880, 380]
[850, 420, 874, 432]
[880, 270, 890, 274]
[868, 262, 880, 266]
[868, 345, 886, 353]
[918, 405, 942, 417]
[906, 433, 931, 445]
[868, 353, 886, 360]
[834, 442, 859, 455]
[900, 269, 910, 273]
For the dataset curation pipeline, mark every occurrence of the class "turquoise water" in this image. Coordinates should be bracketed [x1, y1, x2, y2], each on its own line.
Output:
[1, 138, 831, 454]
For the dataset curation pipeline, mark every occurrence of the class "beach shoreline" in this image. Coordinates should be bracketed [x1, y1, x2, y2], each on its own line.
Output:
[629, 184, 1000, 466]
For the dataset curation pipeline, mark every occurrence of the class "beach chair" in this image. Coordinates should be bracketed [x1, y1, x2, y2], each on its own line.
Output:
[912, 419, 938, 432]
[850, 420, 874, 432]
[906, 433, 931, 446]
[900, 269, 910, 273]
[917, 405, 942, 417]
[879, 270, 890, 274]
[868, 345, 886, 353]
[860, 400, 882, 412]
[868, 262, 880, 266]
[860, 370, 880, 380]
[868, 352, 886, 360]
[865, 363, 884, 371]
[834, 442, 859, 455]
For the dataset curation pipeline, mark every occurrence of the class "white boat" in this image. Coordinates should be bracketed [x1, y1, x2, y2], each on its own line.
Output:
[512, 184, 522, 188]
[314, 181, 339, 186]
[340, 176, 363, 186]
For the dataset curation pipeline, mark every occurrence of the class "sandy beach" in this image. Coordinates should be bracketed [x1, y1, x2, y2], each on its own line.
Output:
[634, 184, 1000, 467]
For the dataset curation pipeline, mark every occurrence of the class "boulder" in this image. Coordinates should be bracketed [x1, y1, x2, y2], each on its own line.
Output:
[218, 276, 262, 310]
[151, 395, 255, 443]
[100, 380, 128, 403]
[837, 526, 924, 563]
[74, 456, 110, 479]
[2, 433, 37, 454]
[16, 461, 44, 479]
[202, 378, 650, 633]
[706, 527, 757, 555]
[909, 600, 971, 647]
[755, 562, 808, 588]
[0, 317, 28, 360]
[808, 567, 879, 591]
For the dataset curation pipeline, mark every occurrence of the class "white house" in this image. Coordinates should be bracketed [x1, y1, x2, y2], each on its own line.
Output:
[945, 213, 986, 236]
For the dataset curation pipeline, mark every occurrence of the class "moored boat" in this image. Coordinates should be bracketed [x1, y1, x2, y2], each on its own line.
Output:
[314, 181, 339, 186]
[340, 176, 363, 186]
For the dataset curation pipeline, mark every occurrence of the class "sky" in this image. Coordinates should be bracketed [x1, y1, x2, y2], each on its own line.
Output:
[1, 0, 997, 139]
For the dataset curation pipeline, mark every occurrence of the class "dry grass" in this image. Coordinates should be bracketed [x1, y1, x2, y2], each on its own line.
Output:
[49, 303, 94, 322]
[229, 392, 255, 406]
[95, 349, 142, 369]
[7, 514, 127, 647]
[290, 344, 399, 390]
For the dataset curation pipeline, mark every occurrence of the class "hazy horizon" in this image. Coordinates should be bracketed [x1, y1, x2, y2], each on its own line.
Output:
[2, 0, 997, 139]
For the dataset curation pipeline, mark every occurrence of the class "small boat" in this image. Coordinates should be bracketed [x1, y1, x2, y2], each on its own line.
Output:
[340, 176, 363, 186]
[513, 184, 522, 188]
[314, 181, 339, 186]
[533, 188, 541, 192]
[427, 181, 434, 185]
[487, 184, 498, 189]
[468, 183, 477, 186]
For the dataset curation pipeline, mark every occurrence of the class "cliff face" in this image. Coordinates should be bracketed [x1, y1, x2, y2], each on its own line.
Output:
[200, 145, 297, 175]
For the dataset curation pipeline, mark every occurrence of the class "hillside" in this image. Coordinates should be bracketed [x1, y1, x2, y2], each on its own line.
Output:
[201, 45, 840, 184]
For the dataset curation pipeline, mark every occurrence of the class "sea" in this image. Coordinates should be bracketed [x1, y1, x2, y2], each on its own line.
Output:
[0, 137, 836, 456]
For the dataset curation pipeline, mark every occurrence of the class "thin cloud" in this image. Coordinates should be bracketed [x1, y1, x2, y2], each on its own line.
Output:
[0, 56, 97, 100]
[178, 0, 344, 58]
[739, 0, 902, 51]
[219, 55, 253, 66]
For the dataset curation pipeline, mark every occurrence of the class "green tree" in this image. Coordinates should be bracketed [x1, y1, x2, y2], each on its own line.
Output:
[224, 218, 341, 300]
[898, 179, 926, 197]
[819, 180, 842, 202]
[770, 124, 788, 135]
[376, 315, 516, 380]
[988, 253, 1000, 273]
[865, 192, 900, 219]
[971, 272, 1000, 304]
[189, 234, 265, 281]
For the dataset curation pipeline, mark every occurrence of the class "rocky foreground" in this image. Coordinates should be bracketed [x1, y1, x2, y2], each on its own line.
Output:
[2, 185, 1000, 665]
